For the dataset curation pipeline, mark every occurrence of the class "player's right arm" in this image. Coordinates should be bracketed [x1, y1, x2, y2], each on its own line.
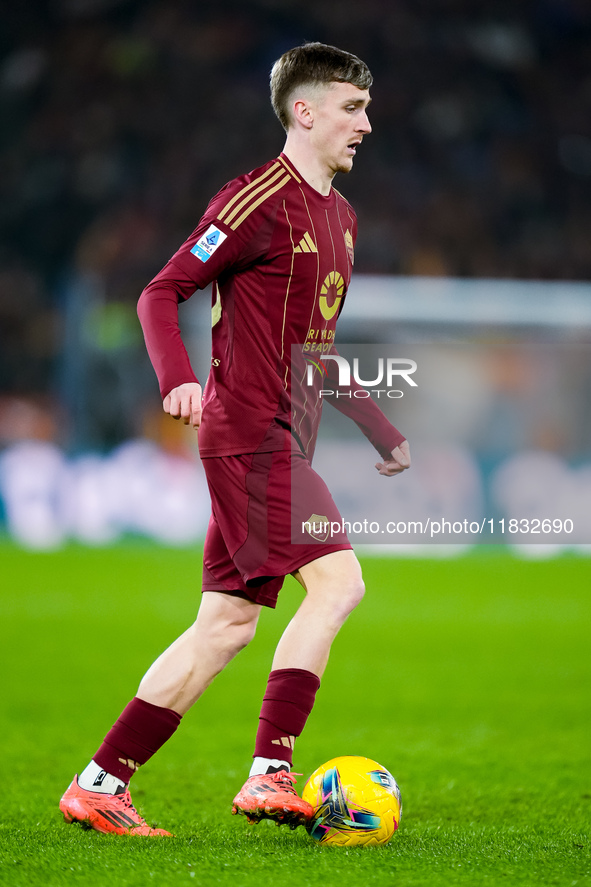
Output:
[163, 381, 203, 429]
[137, 265, 202, 404]
[137, 172, 272, 416]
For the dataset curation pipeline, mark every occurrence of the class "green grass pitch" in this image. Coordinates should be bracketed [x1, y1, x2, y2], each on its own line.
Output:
[0, 543, 589, 887]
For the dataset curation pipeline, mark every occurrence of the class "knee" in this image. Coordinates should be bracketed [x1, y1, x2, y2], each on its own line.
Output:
[340, 575, 365, 617]
[319, 574, 365, 627]
[335, 554, 366, 616]
[213, 612, 258, 657]
[228, 614, 258, 653]
[193, 610, 257, 659]
[301, 552, 366, 624]
[194, 593, 261, 659]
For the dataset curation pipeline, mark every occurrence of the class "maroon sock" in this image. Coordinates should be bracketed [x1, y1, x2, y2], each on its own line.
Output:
[93, 697, 182, 783]
[253, 668, 320, 766]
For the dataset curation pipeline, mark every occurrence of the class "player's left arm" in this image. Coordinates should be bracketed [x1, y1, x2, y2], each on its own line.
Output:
[322, 352, 410, 477]
[375, 440, 411, 477]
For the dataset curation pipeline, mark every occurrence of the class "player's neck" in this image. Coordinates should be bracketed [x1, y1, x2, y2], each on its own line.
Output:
[281, 140, 334, 196]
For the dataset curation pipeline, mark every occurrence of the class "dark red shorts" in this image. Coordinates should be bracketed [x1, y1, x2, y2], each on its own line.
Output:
[201, 436, 352, 608]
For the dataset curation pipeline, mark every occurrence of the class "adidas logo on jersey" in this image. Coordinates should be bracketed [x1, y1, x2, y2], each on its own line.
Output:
[294, 231, 318, 253]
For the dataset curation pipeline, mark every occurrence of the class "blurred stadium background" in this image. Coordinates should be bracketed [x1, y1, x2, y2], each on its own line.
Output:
[1, 0, 591, 553]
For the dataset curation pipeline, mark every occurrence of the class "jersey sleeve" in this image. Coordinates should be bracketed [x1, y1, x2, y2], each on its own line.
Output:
[167, 178, 275, 288]
[322, 353, 406, 459]
[137, 265, 200, 399]
[137, 177, 275, 399]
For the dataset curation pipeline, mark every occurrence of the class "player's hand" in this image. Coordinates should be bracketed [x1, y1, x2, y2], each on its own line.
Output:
[375, 440, 411, 477]
[163, 382, 203, 429]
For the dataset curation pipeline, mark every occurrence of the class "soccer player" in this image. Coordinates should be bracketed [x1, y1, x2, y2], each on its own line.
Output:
[59, 41, 410, 837]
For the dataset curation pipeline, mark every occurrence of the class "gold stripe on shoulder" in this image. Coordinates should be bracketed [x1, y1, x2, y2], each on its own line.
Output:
[230, 174, 292, 230]
[222, 166, 288, 227]
[217, 161, 282, 224]
[278, 155, 301, 182]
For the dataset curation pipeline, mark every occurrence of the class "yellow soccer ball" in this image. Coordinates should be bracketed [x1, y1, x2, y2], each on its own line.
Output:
[302, 755, 402, 847]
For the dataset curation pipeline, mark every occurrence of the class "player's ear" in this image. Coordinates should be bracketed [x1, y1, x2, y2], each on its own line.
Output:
[292, 98, 314, 129]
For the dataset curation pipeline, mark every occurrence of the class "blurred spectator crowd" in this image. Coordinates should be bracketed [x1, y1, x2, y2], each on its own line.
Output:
[1, 0, 590, 447]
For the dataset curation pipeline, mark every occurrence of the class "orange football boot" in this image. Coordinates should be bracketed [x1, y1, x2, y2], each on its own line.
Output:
[59, 776, 172, 836]
[232, 771, 314, 829]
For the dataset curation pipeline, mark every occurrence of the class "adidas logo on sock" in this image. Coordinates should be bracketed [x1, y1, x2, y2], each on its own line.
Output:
[271, 735, 295, 749]
[118, 757, 140, 772]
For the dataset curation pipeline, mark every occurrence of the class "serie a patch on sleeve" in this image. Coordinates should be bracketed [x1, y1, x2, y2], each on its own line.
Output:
[190, 225, 228, 262]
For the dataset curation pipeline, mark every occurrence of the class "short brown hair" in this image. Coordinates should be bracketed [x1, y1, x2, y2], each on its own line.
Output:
[270, 42, 373, 131]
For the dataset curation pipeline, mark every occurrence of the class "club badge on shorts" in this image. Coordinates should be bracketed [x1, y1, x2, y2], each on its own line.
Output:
[303, 513, 330, 543]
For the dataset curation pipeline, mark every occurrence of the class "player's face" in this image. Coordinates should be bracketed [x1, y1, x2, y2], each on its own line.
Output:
[311, 82, 372, 176]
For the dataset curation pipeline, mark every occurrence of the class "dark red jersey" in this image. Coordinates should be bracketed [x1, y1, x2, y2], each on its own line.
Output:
[138, 154, 404, 459]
